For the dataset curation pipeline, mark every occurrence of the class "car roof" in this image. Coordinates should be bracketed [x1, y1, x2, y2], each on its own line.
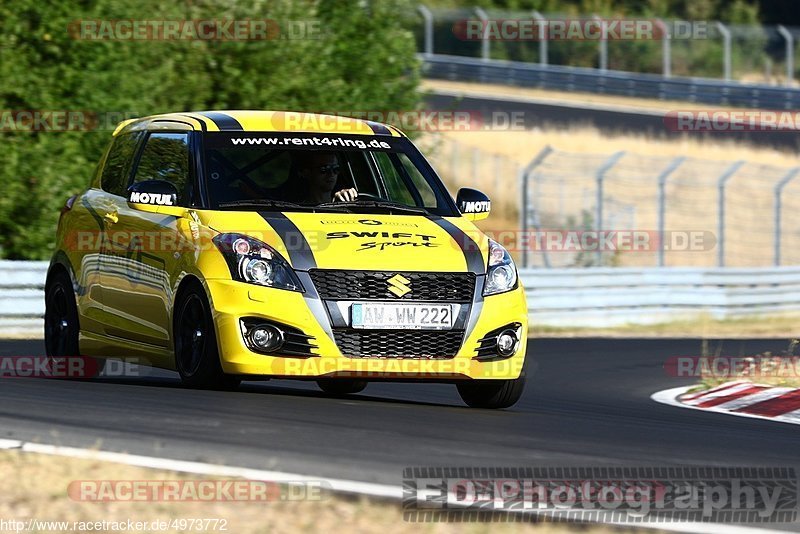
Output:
[112, 110, 405, 138]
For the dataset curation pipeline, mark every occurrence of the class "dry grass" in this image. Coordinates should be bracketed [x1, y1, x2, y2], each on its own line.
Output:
[696, 338, 800, 390]
[422, 79, 732, 112]
[0, 449, 651, 534]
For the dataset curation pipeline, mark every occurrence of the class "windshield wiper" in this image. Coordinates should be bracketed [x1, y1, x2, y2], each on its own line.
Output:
[316, 200, 428, 215]
[218, 200, 350, 213]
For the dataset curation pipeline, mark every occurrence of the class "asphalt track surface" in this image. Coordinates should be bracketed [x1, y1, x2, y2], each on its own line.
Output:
[1, 338, 799, 484]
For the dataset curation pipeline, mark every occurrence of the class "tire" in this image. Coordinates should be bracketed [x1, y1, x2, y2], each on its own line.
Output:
[316, 379, 368, 396]
[456, 376, 526, 409]
[45, 270, 80, 358]
[174, 283, 240, 390]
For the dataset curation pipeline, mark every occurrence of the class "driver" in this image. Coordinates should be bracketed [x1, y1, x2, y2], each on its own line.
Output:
[295, 151, 357, 204]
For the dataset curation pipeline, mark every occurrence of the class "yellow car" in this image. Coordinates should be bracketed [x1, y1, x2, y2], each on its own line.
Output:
[45, 111, 527, 408]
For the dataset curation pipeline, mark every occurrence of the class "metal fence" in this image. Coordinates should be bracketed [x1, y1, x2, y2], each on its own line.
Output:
[415, 6, 800, 85]
[421, 54, 800, 109]
[429, 139, 800, 269]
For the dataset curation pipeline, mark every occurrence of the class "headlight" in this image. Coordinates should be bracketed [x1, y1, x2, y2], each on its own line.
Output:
[213, 233, 304, 292]
[483, 239, 518, 296]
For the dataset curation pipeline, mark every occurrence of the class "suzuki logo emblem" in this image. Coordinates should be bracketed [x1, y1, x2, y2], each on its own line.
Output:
[387, 274, 412, 298]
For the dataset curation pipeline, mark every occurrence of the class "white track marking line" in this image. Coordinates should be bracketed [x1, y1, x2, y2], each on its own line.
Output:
[713, 387, 795, 411]
[0, 439, 788, 533]
[775, 409, 800, 424]
[20, 443, 401, 499]
[683, 383, 764, 406]
[681, 381, 747, 401]
[652, 386, 800, 426]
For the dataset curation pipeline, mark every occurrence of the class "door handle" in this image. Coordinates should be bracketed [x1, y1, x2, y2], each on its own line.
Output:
[103, 212, 118, 224]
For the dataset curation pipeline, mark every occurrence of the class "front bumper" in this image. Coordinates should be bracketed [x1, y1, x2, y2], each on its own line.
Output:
[204, 279, 528, 380]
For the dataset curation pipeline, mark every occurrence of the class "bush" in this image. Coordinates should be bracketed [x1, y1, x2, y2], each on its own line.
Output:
[0, 0, 421, 259]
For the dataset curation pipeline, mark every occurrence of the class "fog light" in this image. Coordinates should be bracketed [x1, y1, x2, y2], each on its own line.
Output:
[496, 330, 518, 357]
[249, 325, 284, 352]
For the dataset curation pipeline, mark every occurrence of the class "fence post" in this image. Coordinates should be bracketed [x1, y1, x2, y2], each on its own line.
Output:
[594, 15, 608, 71]
[715, 22, 732, 81]
[717, 160, 745, 267]
[594, 152, 625, 265]
[774, 167, 800, 266]
[451, 141, 460, 184]
[471, 147, 480, 186]
[475, 7, 490, 61]
[417, 5, 434, 56]
[493, 153, 502, 192]
[778, 25, 794, 87]
[656, 19, 671, 78]
[657, 157, 685, 267]
[521, 146, 554, 268]
[532, 10, 548, 66]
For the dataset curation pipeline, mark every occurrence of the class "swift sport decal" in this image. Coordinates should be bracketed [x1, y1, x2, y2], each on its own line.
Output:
[325, 231, 439, 252]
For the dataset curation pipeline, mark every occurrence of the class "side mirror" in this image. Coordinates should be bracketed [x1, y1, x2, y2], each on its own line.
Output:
[127, 180, 178, 208]
[456, 188, 491, 221]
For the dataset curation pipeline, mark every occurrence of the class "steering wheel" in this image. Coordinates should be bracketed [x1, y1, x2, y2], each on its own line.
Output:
[354, 192, 380, 201]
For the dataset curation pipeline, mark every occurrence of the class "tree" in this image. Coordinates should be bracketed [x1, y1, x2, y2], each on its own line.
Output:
[0, 0, 421, 259]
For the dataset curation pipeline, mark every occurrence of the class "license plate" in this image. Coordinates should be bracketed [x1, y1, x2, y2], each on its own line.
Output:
[351, 303, 455, 330]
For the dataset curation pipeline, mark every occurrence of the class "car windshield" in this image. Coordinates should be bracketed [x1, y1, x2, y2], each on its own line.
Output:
[202, 132, 458, 216]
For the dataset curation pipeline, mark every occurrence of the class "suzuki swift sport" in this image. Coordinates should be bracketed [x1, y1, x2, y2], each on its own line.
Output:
[45, 111, 528, 408]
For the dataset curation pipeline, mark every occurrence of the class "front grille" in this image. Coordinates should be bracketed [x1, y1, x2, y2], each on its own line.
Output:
[334, 329, 464, 359]
[310, 270, 475, 302]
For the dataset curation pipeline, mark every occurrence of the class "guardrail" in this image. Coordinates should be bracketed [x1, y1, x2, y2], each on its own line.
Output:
[522, 267, 800, 327]
[0, 261, 48, 336]
[4, 261, 800, 334]
[422, 54, 800, 109]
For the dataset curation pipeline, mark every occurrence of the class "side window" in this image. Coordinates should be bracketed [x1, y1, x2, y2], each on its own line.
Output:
[132, 132, 191, 206]
[373, 152, 416, 205]
[398, 153, 437, 207]
[100, 132, 142, 196]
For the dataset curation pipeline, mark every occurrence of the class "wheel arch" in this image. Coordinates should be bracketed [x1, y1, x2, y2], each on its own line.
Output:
[170, 273, 214, 341]
[46, 251, 76, 291]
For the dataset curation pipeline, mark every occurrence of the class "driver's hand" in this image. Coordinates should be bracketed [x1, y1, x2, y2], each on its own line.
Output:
[333, 188, 358, 202]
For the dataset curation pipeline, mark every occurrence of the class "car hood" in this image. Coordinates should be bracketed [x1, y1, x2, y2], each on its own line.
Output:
[202, 211, 488, 273]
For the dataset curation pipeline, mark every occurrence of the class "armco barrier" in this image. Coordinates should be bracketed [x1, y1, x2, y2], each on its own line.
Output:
[3, 261, 800, 335]
[422, 54, 800, 109]
[0, 261, 49, 336]
[522, 267, 800, 327]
